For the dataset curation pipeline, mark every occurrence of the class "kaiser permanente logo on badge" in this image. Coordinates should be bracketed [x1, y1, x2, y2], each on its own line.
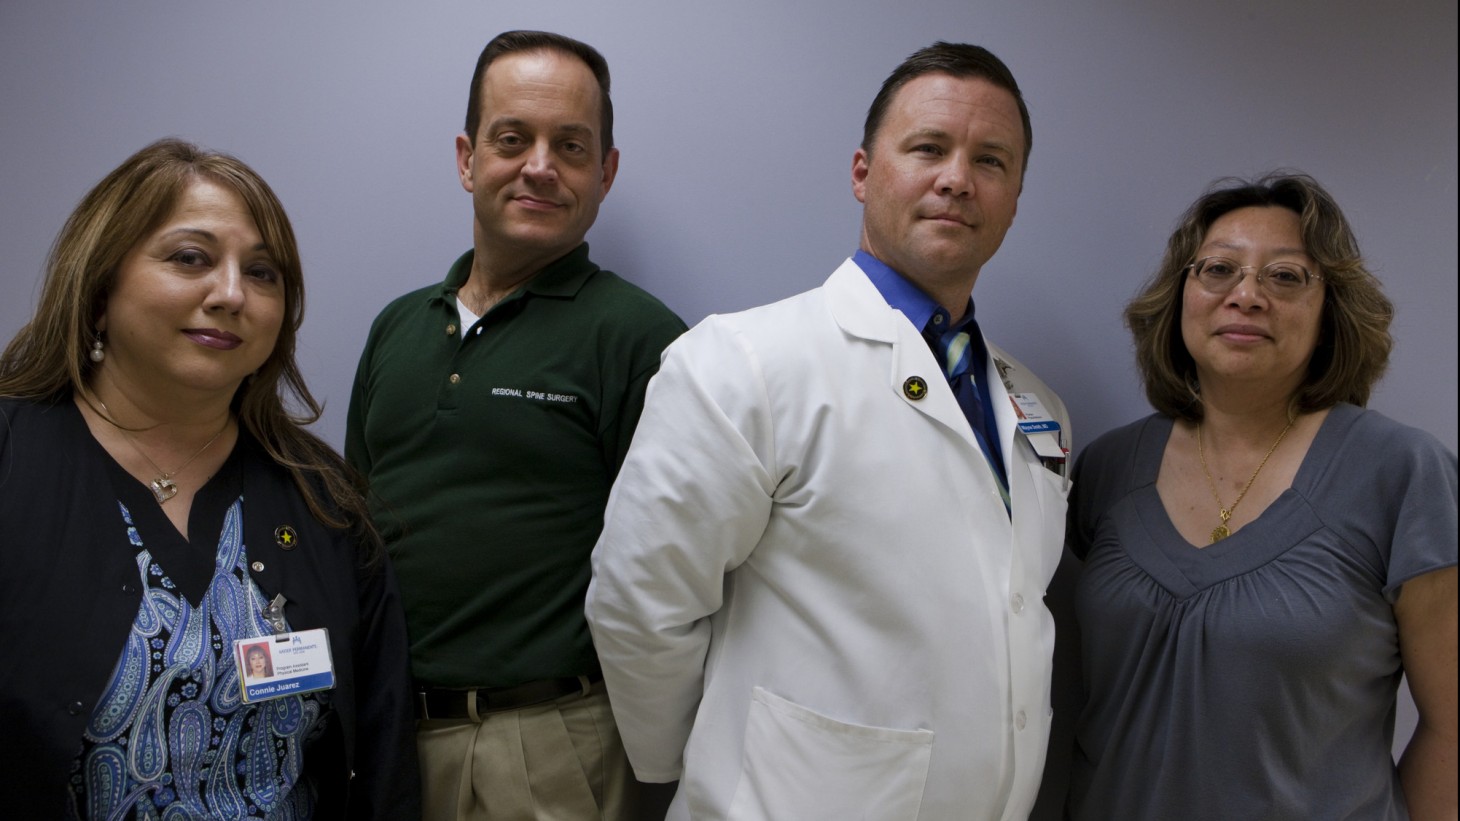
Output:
[233, 629, 336, 703]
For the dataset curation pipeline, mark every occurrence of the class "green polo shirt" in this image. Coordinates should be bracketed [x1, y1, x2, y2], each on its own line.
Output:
[346, 244, 686, 688]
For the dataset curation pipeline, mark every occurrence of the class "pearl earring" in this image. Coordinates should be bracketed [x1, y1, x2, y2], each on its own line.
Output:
[89, 336, 105, 363]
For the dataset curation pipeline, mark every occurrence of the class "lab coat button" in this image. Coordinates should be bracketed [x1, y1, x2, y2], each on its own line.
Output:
[1011, 593, 1025, 613]
[1015, 710, 1027, 730]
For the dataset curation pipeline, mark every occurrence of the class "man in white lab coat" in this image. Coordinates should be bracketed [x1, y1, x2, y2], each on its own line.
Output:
[586, 42, 1071, 821]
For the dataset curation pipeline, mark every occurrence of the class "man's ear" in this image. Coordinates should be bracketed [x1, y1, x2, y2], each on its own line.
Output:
[455, 133, 475, 193]
[598, 146, 621, 200]
[851, 148, 871, 204]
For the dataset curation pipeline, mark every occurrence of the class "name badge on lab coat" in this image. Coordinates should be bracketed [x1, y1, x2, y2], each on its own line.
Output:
[1009, 393, 1066, 463]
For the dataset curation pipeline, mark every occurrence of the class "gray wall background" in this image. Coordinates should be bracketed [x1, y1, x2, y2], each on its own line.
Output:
[2, 0, 1454, 774]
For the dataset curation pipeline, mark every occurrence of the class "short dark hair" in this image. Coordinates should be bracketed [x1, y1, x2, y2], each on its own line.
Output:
[464, 30, 614, 158]
[862, 42, 1032, 175]
[1126, 172, 1395, 420]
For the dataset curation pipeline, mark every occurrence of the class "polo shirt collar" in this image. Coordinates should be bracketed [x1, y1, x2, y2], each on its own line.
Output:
[430, 242, 599, 306]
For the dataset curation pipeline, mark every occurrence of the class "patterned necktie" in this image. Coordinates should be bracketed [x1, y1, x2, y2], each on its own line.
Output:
[940, 330, 986, 441]
[933, 327, 1010, 512]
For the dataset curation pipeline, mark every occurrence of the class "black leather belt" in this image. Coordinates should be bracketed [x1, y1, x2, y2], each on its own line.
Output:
[415, 672, 601, 720]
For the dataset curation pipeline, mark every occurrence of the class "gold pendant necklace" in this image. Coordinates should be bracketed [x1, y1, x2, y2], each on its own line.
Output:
[98, 402, 230, 504]
[1197, 416, 1295, 544]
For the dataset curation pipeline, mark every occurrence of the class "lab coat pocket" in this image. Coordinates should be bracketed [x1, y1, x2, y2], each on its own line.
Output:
[726, 686, 933, 821]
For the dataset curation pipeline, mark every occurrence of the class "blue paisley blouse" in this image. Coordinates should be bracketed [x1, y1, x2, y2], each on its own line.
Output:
[67, 497, 330, 820]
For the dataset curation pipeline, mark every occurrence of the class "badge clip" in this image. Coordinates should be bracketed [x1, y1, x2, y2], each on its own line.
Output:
[263, 593, 289, 635]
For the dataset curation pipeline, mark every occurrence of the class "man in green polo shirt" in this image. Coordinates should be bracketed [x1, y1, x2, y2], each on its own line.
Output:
[346, 30, 685, 821]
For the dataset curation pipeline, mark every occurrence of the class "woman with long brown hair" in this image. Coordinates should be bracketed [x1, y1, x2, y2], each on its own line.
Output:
[0, 138, 419, 818]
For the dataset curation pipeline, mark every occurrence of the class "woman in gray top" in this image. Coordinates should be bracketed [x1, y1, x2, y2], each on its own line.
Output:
[1066, 173, 1456, 820]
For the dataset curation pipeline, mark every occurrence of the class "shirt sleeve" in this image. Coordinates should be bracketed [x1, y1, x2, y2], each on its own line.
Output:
[1066, 430, 1121, 563]
[1066, 448, 1098, 563]
[597, 310, 688, 475]
[1375, 422, 1459, 600]
[585, 317, 777, 782]
[346, 549, 422, 818]
[344, 318, 382, 481]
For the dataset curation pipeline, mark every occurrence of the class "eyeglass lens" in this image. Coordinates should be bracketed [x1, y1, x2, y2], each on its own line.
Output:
[1191, 257, 1313, 295]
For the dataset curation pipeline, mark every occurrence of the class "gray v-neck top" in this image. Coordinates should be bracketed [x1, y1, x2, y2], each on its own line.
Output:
[1067, 403, 1457, 820]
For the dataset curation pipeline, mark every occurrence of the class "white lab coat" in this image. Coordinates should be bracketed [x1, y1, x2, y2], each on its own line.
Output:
[587, 258, 1071, 820]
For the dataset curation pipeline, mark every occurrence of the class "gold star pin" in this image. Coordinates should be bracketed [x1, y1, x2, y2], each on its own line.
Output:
[903, 376, 928, 401]
[274, 525, 298, 550]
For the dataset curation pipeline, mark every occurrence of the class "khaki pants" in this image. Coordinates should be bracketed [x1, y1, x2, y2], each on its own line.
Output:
[417, 683, 641, 821]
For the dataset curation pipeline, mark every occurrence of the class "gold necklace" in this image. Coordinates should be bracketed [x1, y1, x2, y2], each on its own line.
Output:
[1196, 417, 1295, 544]
[98, 401, 230, 504]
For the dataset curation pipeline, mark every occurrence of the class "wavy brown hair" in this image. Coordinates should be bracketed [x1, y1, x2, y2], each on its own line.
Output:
[0, 138, 378, 555]
[1125, 172, 1394, 422]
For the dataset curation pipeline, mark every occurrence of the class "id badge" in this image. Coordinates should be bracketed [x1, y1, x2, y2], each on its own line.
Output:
[234, 629, 336, 703]
[1009, 393, 1066, 460]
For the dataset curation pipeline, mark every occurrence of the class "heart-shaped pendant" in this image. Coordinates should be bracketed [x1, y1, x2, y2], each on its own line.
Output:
[150, 477, 179, 504]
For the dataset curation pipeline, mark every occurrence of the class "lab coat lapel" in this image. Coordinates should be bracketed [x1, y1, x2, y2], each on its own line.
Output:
[987, 347, 1031, 508]
[824, 259, 979, 450]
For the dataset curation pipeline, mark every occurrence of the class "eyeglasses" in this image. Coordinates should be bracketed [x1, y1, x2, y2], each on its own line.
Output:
[1184, 256, 1323, 298]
